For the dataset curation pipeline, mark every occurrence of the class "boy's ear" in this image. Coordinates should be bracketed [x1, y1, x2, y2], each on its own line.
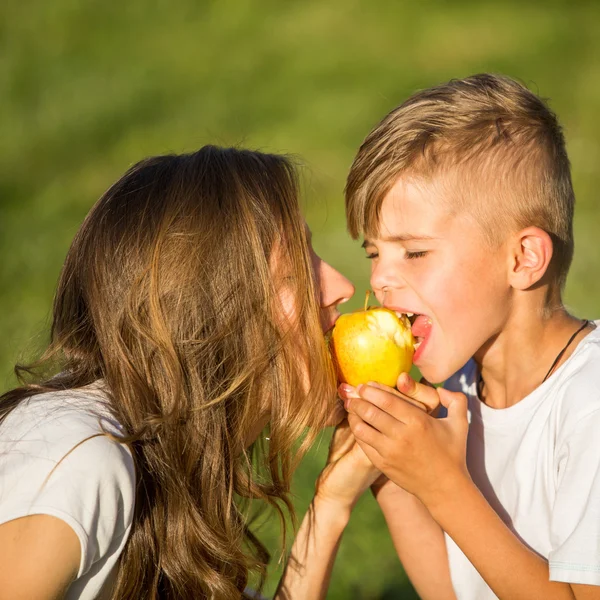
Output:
[508, 226, 553, 290]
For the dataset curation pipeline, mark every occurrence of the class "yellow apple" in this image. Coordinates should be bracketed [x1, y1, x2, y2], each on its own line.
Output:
[330, 292, 414, 388]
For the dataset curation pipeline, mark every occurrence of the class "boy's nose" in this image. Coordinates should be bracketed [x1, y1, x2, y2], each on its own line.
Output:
[370, 267, 400, 297]
[370, 265, 410, 306]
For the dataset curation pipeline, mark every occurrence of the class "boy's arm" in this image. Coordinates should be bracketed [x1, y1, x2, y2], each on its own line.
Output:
[346, 384, 590, 600]
[373, 480, 456, 600]
[429, 475, 579, 600]
[435, 404, 600, 600]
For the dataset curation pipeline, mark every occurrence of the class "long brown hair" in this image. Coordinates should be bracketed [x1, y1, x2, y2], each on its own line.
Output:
[0, 146, 337, 599]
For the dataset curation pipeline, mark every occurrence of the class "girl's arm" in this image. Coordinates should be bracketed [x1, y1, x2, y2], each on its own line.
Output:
[274, 418, 380, 600]
[0, 514, 80, 600]
[273, 496, 351, 600]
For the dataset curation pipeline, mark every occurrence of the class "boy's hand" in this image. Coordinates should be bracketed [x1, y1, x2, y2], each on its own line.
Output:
[395, 372, 442, 415]
[338, 373, 441, 419]
[339, 373, 441, 500]
[344, 382, 470, 509]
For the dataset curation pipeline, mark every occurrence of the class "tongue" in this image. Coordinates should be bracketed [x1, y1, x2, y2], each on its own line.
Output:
[411, 315, 432, 339]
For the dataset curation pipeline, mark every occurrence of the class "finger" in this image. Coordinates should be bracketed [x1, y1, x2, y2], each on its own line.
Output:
[355, 383, 425, 425]
[396, 373, 440, 413]
[346, 395, 402, 436]
[365, 381, 429, 413]
[439, 389, 468, 422]
[419, 377, 442, 417]
[338, 383, 361, 401]
[347, 413, 387, 454]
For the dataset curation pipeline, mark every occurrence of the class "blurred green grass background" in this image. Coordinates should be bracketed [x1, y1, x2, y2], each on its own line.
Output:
[2, 1, 599, 597]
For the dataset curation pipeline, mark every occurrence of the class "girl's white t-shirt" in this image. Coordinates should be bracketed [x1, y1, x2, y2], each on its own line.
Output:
[0, 384, 135, 599]
[444, 322, 600, 599]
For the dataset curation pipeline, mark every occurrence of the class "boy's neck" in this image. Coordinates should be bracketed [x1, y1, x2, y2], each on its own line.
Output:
[475, 304, 591, 409]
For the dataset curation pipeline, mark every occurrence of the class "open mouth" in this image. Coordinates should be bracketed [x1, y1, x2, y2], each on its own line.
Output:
[393, 311, 431, 354]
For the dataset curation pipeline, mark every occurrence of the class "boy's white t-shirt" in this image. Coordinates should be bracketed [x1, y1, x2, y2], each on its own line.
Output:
[443, 321, 600, 599]
[0, 383, 135, 599]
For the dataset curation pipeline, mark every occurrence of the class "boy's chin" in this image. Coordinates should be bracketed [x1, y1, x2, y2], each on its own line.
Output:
[416, 363, 458, 385]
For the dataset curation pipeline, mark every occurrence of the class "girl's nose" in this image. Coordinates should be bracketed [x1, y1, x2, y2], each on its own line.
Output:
[319, 261, 355, 308]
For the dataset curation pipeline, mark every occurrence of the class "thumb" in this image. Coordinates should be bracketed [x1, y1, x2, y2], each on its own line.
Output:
[438, 388, 468, 420]
[396, 372, 440, 413]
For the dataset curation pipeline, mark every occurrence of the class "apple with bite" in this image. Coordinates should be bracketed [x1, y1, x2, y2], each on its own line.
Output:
[329, 291, 415, 388]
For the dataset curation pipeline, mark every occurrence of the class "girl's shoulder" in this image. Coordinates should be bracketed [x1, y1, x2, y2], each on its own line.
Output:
[0, 383, 136, 592]
[0, 381, 135, 504]
[1, 381, 125, 447]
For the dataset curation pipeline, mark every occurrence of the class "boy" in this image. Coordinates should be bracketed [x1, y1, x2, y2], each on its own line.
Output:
[341, 74, 600, 599]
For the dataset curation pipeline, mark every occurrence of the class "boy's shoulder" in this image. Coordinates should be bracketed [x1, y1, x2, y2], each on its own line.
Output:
[442, 323, 600, 427]
[552, 322, 600, 426]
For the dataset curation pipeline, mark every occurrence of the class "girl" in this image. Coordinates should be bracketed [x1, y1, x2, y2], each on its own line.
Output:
[0, 146, 378, 599]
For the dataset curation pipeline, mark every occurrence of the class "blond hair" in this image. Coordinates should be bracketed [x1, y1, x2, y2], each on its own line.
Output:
[1, 146, 336, 599]
[346, 73, 575, 293]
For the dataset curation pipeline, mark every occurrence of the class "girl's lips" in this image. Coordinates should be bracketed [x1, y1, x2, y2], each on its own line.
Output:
[322, 313, 340, 334]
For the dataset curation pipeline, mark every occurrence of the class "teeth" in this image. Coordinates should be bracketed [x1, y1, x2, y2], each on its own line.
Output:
[414, 340, 422, 350]
[394, 311, 415, 318]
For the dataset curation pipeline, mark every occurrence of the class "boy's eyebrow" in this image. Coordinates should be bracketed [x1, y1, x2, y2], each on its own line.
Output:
[361, 234, 437, 247]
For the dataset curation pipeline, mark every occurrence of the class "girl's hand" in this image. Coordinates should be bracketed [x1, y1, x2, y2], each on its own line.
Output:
[344, 382, 470, 510]
[314, 416, 381, 512]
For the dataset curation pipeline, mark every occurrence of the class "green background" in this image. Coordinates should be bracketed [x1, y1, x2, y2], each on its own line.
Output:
[2, 1, 599, 598]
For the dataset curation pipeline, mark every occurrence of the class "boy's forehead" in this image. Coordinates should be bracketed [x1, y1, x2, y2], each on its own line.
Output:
[369, 175, 452, 238]
[385, 174, 450, 210]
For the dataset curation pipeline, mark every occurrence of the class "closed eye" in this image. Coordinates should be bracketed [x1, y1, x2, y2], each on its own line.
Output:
[405, 250, 428, 260]
[365, 252, 378, 260]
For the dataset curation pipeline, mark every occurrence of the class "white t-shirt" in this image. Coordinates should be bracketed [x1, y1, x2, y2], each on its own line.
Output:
[443, 322, 600, 599]
[0, 384, 136, 599]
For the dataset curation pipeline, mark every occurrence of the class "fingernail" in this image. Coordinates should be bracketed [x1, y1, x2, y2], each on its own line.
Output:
[340, 383, 361, 399]
[398, 372, 412, 388]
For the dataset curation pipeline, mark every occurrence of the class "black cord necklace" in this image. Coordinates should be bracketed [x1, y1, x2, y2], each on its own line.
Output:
[477, 319, 591, 399]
